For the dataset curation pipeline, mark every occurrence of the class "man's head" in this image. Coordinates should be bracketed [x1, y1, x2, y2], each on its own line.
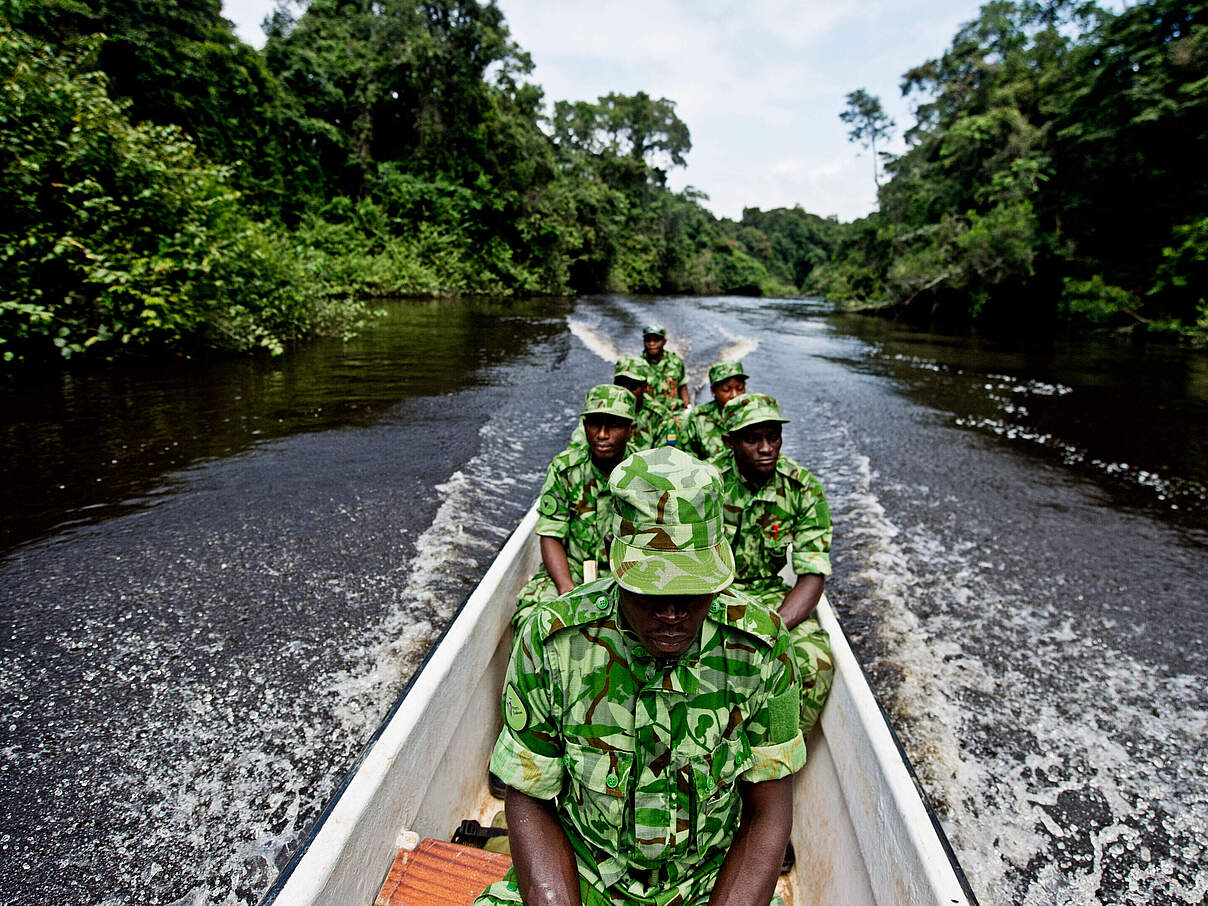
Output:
[580, 384, 636, 464]
[609, 447, 735, 657]
[613, 355, 652, 408]
[708, 360, 748, 408]
[722, 393, 790, 483]
[642, 324, 667, 360]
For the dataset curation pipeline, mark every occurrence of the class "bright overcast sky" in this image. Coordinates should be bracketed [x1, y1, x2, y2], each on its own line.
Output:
[222, 0, 992, 222]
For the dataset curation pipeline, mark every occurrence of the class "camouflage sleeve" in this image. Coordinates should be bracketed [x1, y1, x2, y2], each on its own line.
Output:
[534, 457, 571, 541]
[672, 355, 687, 388]
[679, 411, 702, 459]
[488, 617, 566, 799]
[789, 472, 832, 577]
[740, 625, 807, 783]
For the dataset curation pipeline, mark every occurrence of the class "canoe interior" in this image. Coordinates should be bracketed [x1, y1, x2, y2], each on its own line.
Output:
[263, 505, 975, 906]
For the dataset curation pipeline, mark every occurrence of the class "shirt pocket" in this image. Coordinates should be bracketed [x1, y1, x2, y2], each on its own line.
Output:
[563, 741, 633, 836]
[691, 734, 752, 850]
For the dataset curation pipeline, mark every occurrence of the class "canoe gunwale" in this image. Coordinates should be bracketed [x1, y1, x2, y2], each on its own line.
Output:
[259, 506, 539, 906]
[815, 600, 980, 906]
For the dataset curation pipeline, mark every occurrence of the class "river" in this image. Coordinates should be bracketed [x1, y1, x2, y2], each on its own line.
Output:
[1, 295, 1205, 905]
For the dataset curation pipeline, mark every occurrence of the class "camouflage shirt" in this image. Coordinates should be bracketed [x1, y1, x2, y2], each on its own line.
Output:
[714, 452, 832, 592]
[680, 400, 727, 462]
[490, 578, 806, 905]
[536, 444, 630, 583]
[644, 350, 687, 408]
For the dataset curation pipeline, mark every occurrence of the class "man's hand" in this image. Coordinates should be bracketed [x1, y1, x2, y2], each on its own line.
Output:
[679, 384, 691, 408]
[778, 574, 824, 631]
[506, 787, 583, 906]
[708, 775, 793, 906]
[540, 536, 576, 596]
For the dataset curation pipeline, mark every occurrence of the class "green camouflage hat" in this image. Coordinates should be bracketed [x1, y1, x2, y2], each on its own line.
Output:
[581, 383, 636, 422]
[614, 355, 653, 383]
[708, 360, 748, 386]
[642, 323, 667, 338]
[608, 447, 735, 594]
[723, 392, 790, 435]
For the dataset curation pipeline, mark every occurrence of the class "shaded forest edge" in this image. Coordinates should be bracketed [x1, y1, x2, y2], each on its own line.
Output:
[1, 0, 1205, 367]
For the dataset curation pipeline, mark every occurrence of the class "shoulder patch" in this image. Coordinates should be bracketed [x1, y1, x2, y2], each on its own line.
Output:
[711, 587, 782, 646]
[504, 683, 528, 732]
[538, 493, 558, 516]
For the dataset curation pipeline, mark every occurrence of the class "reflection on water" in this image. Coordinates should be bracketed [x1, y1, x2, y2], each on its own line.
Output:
[0, 297, 571, 552]
[828, 313, 1208, 529]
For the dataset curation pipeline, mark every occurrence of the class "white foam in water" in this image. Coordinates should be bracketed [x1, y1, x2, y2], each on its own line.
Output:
[567, 319, 622, 363]
[791, 397, 1208, 905]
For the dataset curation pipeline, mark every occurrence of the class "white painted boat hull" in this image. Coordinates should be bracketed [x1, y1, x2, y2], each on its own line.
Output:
[263, 504, 975, 906]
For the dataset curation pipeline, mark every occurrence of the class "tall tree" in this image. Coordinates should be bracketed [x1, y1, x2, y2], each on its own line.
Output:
[839, 88, 894, 187]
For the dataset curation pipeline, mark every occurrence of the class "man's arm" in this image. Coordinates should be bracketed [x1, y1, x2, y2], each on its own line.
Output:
[540, 535, 576, 595]
[678, 383, 691, 408]
[707, 776, 793, 906]
[506, 786, 583, 906]
[777, 573, 824, 631]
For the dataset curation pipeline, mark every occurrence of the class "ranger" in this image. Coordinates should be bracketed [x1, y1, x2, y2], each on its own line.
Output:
[570, 356, 677, 452]
[715, 393, 834, 737]
[642, 324, 690, 410]
[681, 359, 748, 462]
[514, 384, 637, 627]
[476, 447, 805, 906]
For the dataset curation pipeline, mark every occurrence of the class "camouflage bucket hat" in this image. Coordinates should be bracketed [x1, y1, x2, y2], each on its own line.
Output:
[723, 392, 790, 435]
[708, 360, 747, 386]
[581, 383, 636, 422]
[608, 447, 735, 594]
[642, 323, 667, 338]
[614, 355, 653, 383]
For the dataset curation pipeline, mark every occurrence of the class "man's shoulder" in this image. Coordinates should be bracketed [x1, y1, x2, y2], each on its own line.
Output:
[774, 454, 818, 488]
[690, 400, 718, 421]
[710, 586, 785, 648]
[525, 577, 616, 640]
[549, 442, 592, 473]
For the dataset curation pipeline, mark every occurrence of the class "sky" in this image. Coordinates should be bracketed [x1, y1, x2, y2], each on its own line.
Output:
[221, 0, 994, 222]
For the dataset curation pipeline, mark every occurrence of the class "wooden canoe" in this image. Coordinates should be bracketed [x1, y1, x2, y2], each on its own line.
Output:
[261, 504, 978, 906]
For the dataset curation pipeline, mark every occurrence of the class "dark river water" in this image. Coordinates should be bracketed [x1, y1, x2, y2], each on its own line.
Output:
[1, 296, 1205, 906]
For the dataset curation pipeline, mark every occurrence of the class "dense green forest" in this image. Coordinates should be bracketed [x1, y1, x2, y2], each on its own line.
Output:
[1, 0, 1205, 364]
[812, 0, 1208, 340]
[0, 0, 839, 364]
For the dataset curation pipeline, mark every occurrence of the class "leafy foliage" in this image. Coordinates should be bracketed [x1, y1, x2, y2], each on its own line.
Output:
[813, 0, 1208, 341]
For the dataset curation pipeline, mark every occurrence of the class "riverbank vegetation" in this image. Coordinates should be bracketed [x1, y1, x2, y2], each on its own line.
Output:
[2, 0, 1204, 364]
[812, 0, 1208, 342]
[0, 0, 839, 364]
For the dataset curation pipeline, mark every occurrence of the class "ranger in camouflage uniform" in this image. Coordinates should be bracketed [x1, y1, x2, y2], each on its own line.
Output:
[515, 385, 638, 627]
[570, 356, 678, 452]
[642, 324, 690, 411]
[681, 360, 748, 462]
[477, 448, 805, 906]
[714, 393, 834, 737]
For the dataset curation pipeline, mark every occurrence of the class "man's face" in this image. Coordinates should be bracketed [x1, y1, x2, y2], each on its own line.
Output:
[725, 421, 782, 480]
[583, 414, 634, 462]
[618, 586, 713, 658]
[614, 376, 647, 407]
[643, 334, 666, 358]
[711, 376, 746, 407]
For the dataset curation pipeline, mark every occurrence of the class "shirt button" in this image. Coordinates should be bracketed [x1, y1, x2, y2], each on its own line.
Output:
[633, 646, 646, 658]
[606, 773, 619, 789]
[595, 596, 609, 610]
[705, 776, 715, 790]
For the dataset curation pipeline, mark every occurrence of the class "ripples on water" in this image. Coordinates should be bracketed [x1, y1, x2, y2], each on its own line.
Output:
[1, 296, 1205, 905]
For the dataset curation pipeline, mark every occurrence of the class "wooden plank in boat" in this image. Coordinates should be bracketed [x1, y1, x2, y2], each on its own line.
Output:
[375, 839, 511, 906]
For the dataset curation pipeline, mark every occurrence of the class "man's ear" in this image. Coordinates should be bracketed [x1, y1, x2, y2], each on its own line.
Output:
[625, 422, 636, 439]
[722, 433, 734, 450]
